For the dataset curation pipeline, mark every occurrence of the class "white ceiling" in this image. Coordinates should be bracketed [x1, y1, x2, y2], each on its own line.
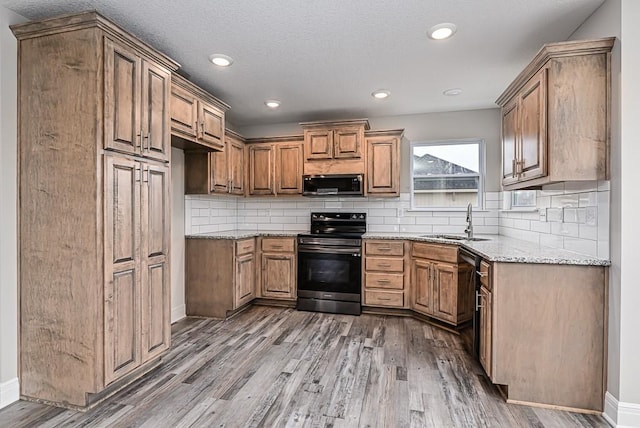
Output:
[1, 0, 605, 127]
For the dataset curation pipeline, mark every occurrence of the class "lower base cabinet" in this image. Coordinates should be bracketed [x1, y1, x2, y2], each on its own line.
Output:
[185, 237, 255, 318]
[410, 242, 474, 326]
[484, 262, 607, 412]
[257, 237, 297, 300]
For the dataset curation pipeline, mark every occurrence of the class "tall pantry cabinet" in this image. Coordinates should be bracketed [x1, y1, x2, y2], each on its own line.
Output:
[12, 12, 178, 408]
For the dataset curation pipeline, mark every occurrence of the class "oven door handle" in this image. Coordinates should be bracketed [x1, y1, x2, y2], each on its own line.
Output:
[298, 246, 361, 256]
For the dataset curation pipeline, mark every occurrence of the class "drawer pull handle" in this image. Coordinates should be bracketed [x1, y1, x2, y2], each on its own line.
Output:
[378, 263, 391, 268]
[378, 247, 391, 251]
[377, 279, 391, 284]
[270, 245, 283, 248]
[379, 297, 391, 301]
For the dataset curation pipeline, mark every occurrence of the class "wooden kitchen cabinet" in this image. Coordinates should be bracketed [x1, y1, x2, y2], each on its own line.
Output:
[301, 119, 369, 175]
[257, 237, 297, 300]
[186, 238, 256, 318]
[247, 136, 304, 196]
[104, 155, 171, 383]
[410, 242, 474, 326]
[170, 73, 229, 151]
[496, 37, 614, 189]
[185, 129, 246, 195]
[104, 38, 171, 163]
[362, 240, 409, 309]
[487, 262, 607, 412]
[478, 260, 492, 378]
[12, 12, 178, 408]
[365, 130, 403, 196]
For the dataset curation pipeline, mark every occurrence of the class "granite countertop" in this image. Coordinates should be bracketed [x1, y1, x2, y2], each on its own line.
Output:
[186, 230, 609, 266]
[363, 232, 610, 266]
[186, 230, 304, 240]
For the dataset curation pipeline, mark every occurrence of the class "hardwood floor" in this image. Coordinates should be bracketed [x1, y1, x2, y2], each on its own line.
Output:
[0, 306, 607, 427]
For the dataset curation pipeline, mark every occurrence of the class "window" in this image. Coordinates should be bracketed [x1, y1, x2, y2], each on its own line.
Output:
[410, 139, 484, 210]
[511, 190, 537, 208]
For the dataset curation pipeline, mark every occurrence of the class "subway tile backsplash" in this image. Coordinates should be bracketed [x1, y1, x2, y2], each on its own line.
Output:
[500, 181, 610, 259]
[185, 183, 610, 260]
[186, 192, 501, 236]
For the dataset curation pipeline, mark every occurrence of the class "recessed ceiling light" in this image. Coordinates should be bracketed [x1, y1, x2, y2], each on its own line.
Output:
[428, 23, 457, 40]
[265, 100, 281, 109]
[443, 88, 463, 96]
[209, 54, 234, 67]
[372, 89, 391, 100]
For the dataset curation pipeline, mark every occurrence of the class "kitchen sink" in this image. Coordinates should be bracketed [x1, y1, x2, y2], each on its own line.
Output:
[420, 234, 491, 242]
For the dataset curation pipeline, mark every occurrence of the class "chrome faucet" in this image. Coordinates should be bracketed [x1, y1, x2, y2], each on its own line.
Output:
[465, 202, 474, 239]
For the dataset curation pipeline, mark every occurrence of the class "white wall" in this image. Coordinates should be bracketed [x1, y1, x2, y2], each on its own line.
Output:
[0, 5, 26, 409]
[571, 0, 640, 426]
[171, 148, 186, 323]
[238, 108, 502, 192]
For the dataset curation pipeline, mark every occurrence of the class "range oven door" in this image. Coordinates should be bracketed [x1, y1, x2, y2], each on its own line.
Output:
[297, 244, 362, 315]
[297, 245, 361, 299]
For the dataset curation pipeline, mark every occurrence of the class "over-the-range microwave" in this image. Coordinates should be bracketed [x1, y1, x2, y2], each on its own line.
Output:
[302, 174, 363, 197]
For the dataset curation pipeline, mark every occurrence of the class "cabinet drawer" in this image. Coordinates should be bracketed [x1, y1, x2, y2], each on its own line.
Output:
[364, 290, 404, 308]
[412, 242, 457, 263]
[261, 237, 295, 253]
[365, 273, 404, 290]
[365, 240, 404, 256]
[365, 257, 404, 272]
[235, 238, 255, 256]
[479, 260, 492, 290]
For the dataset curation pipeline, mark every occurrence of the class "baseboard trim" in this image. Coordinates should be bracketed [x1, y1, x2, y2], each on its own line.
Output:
[0, 378, 19, 409]
[603, 391, 640, 428]
[171, 304, 186, 324]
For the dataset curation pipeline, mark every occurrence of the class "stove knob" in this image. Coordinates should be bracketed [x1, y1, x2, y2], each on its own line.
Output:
[359, 214, 365, 219]
[351, 214, 357, 219]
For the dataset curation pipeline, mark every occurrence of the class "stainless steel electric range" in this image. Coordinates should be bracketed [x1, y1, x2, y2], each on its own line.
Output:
[296, 212, 366, 316]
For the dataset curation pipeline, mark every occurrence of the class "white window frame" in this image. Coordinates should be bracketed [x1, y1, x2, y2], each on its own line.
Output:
[409, 138, 485, 211]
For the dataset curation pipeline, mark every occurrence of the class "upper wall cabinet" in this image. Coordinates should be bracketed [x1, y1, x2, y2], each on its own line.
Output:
[496, 37, 615, 190]
[246, 136, 304, 196]
[301, 119, 369, 175]
[104, 39, 171, 162]
[170, 73, 229, 152]
[365, 129, 403, 197]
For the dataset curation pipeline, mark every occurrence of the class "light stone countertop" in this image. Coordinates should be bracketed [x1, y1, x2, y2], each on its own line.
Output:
[185, 230, 610, 266]
[186, 230, 304, 240]
[363, 232, 610, 266]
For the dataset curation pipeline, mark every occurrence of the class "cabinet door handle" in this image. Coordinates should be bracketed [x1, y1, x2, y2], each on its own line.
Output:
[477, 271, 488, 277]
[512, 159, 516, 178]
[143, 132, 151, 152]
[475, 291, 484, 310]
[200, 121, 205, 136]
[136, 132, 142, 150]
[142, 166, 149, 184]
[135, 164, 141, 183]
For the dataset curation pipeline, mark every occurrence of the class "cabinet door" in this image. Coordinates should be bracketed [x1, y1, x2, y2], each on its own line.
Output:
[104, 155, 141, 384]
[229, 139, 245, 195]
[141, 61, 170, 162]
[479, 286, 492, 378]
[432, 262, 458, 323]
[210, 147, 229, 194]
[276, 142, 303, 195]
[249, 144, 274, 195]
[501, 100, 519, 186]
[519, 68, 547, 181]
[170, 84, 198, 140]
[104, 38, 141, 156]
[140, 162, 170, 363]
[198, 101, 224, 150]
[333, 126, 362, 159]
[304, 129, 333, 160]
[235, 253, 255, 308]
[411, 259, 432, 315]
[261, 253, 296, 299]
[366, 136, 399, 195]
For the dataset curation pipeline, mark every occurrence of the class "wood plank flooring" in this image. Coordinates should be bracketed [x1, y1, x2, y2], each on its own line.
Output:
[0, 306, 608, 427]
